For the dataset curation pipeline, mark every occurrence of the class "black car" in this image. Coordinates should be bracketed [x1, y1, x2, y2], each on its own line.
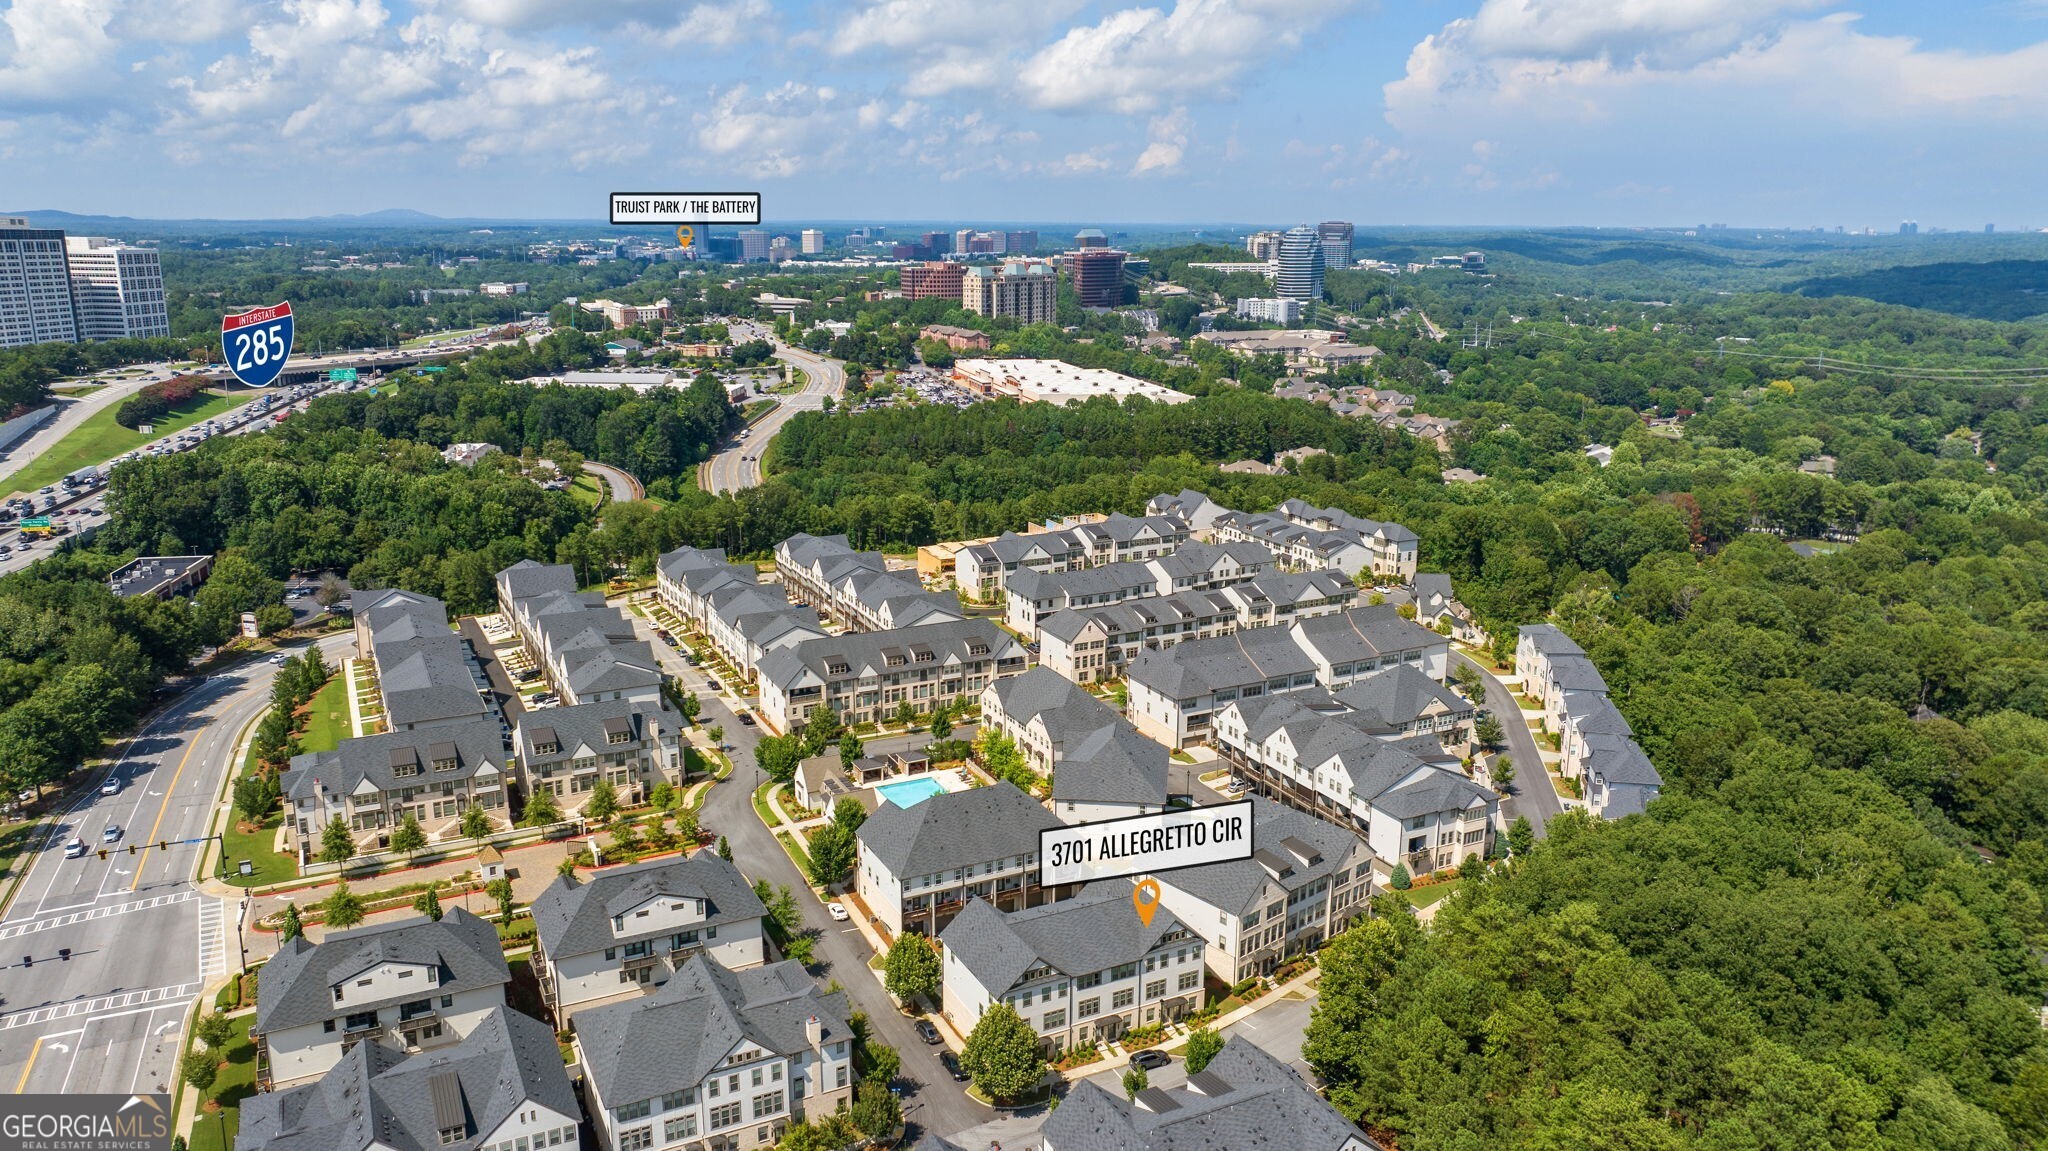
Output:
[738, 714, 756, 726]
[915, 1019, 942, 1045]
[938, 1050, 968, 1082]
[1129, 1049, 1171, 1071]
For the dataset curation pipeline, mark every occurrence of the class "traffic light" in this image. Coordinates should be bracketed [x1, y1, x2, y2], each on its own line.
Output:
[97, 849, 108, 860]
[21, 954, 30, 968]
[128, 844, 138, 854]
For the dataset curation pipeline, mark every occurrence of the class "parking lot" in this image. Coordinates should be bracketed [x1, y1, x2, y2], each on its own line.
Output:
[846, 367, 980, 414]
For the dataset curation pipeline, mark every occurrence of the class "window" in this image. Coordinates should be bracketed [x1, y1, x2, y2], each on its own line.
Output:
[835, 1064, 848, 1089]
[1179, 971, 1200, 991]
[661, 1089, 695, 1111]
[617, 1128, 651, 1151]
[1112, 988, 1134, 1009]
[1146, 980, 1166, 999]
[663, 1116, 697, 1142]
[751, 1068, 763, 1087]
[1043, 1009, 1066, 1029]
[615, 1100, 651, 1122]
[752, 1092, 784, 1119]
[323, 1020, 336, 1033]
[1110, 963, 1137, 980]
[709, 1103, 742, 1130]
[345, 1011, 378, 1031]
[439, 1126, 466, 1146]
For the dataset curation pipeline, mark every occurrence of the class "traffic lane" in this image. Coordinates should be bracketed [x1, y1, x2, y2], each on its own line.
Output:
[1454, 651, 1560, 836]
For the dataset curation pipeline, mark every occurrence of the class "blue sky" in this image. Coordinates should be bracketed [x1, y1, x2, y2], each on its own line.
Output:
[4, 0, 2047, 227]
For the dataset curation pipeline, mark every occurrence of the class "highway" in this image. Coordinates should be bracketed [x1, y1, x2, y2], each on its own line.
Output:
[0, 632, 354, 1097]
[0, 369, 177, 490]
[701, 334, 846, 494]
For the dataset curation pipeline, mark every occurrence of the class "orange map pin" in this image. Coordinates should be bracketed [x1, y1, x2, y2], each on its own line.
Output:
[676, 225, 695, 248]
[1132, 878, 1162, 926]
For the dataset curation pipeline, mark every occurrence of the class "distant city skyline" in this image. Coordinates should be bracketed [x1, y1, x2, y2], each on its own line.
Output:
[3, 1, 2045, 227]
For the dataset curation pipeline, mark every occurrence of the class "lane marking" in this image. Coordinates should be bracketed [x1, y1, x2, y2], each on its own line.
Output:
[0, 889, 196, 940]
[14, 1035, 44, 1092]
[132, 728, 206, 893]
[0, 981, 203, 1030]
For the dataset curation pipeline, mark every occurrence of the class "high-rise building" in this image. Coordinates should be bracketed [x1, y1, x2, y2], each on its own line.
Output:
[1073, 228, 1109, 249]
[1066, 248, 1127, 309]
[0, 217, 78, 348]
[65, 237, 169, 340]
[1317, 221, 1354, 269]
[1245, 230, 1285, 260]
[1273, 226, 1326, 301]
[901, 261, 966, 301]
[963, 259, 1058, 323]
[1900, 220, 1919, 236]
[954, 228, 976, 254]
[920, 231, 950, 259]
[736, 229, 770, 261]
[1005, 230, 1038, 255]
[800, 229, 826, 254]
[1234, 297, 1302, 325]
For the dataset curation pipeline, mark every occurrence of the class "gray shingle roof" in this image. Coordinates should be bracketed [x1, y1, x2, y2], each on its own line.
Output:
[282, 718, 506, 806]
[1125, 623, 1319, 699]
[516, 699, 673, 771]
[940, 883, 1185, 995]
[530, 853, 765, 960]
[1041, 1036, 1380, 1151]
[755, 618, 1026, 692]
[856, 780, 1059, 877]
[1331, 664, 1472, 729]
[1519, 623, 1585, 657]
[1562, 691, 1633, 737]
[1543, 655, 1610, 693]
[988, 670, 1169, 809]
[495, 559, 579, 603]
[237, 1006, 573, 1151]
[254, 908, 508, 1035]
[575, 957, 850, 1112]
[1153, 797, 1363, 919]
[656, 544, 729, 583]
[1583, 732, 1663, 787]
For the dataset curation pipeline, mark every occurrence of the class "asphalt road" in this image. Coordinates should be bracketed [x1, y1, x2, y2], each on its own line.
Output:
[583, 461, 643, 504]
[0, 370, 171, 489]
[620, 602, 989, 1141]
[701, 342, 846, 495]
[0, 632, 353, 1097]
[1455, 651, 1562, 836]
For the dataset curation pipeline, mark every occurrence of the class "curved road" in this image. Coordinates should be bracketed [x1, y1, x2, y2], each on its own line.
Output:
[701, 341, 847, 495]
[583, 461, 643, 504]
[1454, 650, 1564, 837]
[0, 367, 182, 489]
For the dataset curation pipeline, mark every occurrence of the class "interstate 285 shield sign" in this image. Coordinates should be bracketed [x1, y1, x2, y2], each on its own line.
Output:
[220, 302, 295, 388]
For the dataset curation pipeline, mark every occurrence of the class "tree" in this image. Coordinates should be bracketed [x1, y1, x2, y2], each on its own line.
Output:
[522, 788, 562, 827]
[180, 1049, 218, 1096]
[839, 732, 863, 771]
[413, 886, 444, 921]
[390, 814, 428, 860]
[1123, 1065, 1149, 1100]
[717, 835, 732, 862]
[894, 700, 917, 730]
[314, 572, 347, 608]
[753, 879, 801, 940]
[831, 795, 867, 835]
[806, 822, 857, 887]
[1389, 863, 1411, 891]
[610, 818, 642, 855]
[644, 818, 676, 852]
[884, 933, 941, 1004]
[680, 690, 702, 721]
[706, 723, 724, 747]
[1459, 853, 1487, 881]
[849, 1076, 901, 1138]
[783, 933, 816, 967]
[460, 804, 491, 844]
[320, 883, 366, 930]
[755, 734, 804, 785]
[960, 1004, 1046, 1102]
[1492, 755, 1515, 790]
[319, 818, 356, 865]
[1452, 661, 1486, 698]
[802, 706, 842, 757]
[649, 782, 676, 812]
[1184, 1026, 1223, 1074]
[928, 705, 953, 743]
[673, 808, 699, 847]
[863, 1042, 900, 1085]
[1506, 815, 1535, 859]
[196, 1011, 233, 1052]
[233, 771, 278, 824]
[556, 856, 580, 880]
[485, 877, 515, 922]
[1474, 714, 1505, 748]
[278, 901, 304, 943]
[585, 779, 620, 824]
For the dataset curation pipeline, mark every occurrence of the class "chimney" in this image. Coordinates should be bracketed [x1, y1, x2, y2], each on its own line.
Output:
[805, 1014, 824, 1050]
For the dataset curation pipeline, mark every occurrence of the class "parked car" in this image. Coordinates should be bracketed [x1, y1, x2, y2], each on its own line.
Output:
[705, 679, 722, 692]
[827, 903, 849, 922]
[938, 1050, 968, 1082]
[915, 1020, 942, 1046]
[1129, 1049, 1171, 1071]
[737, 714, 756, 726]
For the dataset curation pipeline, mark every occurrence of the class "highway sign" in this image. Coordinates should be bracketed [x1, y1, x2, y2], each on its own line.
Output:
[416, 365, 446, 373]
[327, 368, 358, 383]
[19, 516, 49, 529]
[221, 302, 295, 388]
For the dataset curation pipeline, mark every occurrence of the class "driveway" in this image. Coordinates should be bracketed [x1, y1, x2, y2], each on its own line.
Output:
[1454, 651, 1562, 836]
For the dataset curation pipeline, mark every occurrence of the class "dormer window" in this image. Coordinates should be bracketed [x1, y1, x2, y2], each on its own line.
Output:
[608, 731, 631, 746]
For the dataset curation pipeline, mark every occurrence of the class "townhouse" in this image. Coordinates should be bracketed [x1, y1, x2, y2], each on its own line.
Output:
[655, 545, 828, 684]
[753, 618, 1028, 733]
[576, 956, 854, 1151]
[1035, 570, 1357, 685]
[515, 699, 685, 815]
[953, 513, 1189, 601]
[282, 718, 512, 853]
[1273, 499, 1419, 581]
[854, 781, 1072, 937]
[774, 533, 962, 632]
[1411, 572, 1484, 644]
[352, 589, 492, 733]
[530, 853, 769, 1016]
[1210, 685, 1497, 873]
[939, 884, 1206, 1056]
[1125, 606, 1451, 748]
[252, 909, 510, 1089]
[1555, 663, 1663, 819]
[1514, 623, 1586, 700]
[498, 564, 667, 708]
[981, 668, 1168, 824]
[1145, 489, 1233, 535]
[1004, 541, 1275, 637]
[237, 1007, 578, 1151]
[1148, 796, 1374, 985]
[1040, 1038, 1383, 1151]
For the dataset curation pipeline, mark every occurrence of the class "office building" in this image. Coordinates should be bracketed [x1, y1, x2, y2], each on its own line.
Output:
[953, 227, 976, 254]
[737, 229, 770, 261]
[0, 217, 78, 347]
[1273, 226, 1326, 301]
[593, 298, 673, 328]
[1005, 229, 1039, 254]
[950, 358, 1194, 410]
[1461, 251, 1487, 272]
[1900, 221, 1919, 236]
[963, 258, 1058, 322]
[479, 281, 528, 295]
[1317, 221, 1354, 269]
[1234, 297, 1302, 325]
[900, 260, 966, 301]
[1245, 230, 1285, 260]
[800, 228, 826, 254]
[1073, 228, 1109, 249]
[65, 237, 168, 339]
[1067, 248, 1127, 308]
[919, 231, 950, 258]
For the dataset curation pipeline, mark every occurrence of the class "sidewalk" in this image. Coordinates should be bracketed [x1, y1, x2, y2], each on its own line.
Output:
[1049, 965, 1323, 1083]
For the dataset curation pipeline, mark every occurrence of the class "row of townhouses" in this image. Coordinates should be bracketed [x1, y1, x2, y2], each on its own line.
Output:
[754, 617, 1029, 732]
[774, 533, 961, 632]
[1124, 605, 1452, 748]
[1037, 570, 1359, 684]
[982, 668, 1170, 823]
[1141, 492, 1418, 582]
[953, 512, 1192, 602]
[496, 560, 666, 708]
[1517, 625, 1663, 818]
[656, 545, 828, 685]
[1004, 540, 1277, 635]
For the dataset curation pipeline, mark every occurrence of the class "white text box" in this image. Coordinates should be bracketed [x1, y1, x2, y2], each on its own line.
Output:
[609, 193, 761, 225]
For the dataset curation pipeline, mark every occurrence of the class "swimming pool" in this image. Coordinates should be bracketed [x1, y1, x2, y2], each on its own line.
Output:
[874, 776, 948, 808]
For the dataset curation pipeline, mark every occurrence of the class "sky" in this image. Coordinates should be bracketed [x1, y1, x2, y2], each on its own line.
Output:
[3, 0, 2048, 228]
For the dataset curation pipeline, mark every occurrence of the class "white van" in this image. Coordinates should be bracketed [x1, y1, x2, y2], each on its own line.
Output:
[64, 837, 86, 858]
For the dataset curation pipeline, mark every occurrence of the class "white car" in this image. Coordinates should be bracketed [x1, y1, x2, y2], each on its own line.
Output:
[827, 903, 850, 922]
[100, 777, 120, 796]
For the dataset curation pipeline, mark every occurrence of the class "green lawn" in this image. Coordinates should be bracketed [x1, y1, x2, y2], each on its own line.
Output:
[186, 1014, 259, 1151]
[4, 391, 254, 495]
[568, 474, 604, 508]
[296, 673, 353, 754]
[1404, 877, 1464, 908]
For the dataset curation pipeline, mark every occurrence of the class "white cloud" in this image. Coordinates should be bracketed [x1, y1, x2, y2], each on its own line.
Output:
[1016, 0, 1358, 113]
[830, 0, 1082, 54]
[693, 82, 850, 178]
[649, 0, 773, 49]
[0, 0, 122, 101]
[1133, 107, 1188, 173]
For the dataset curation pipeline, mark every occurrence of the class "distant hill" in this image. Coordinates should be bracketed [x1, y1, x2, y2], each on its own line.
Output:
[1789, 260, 2048, 322]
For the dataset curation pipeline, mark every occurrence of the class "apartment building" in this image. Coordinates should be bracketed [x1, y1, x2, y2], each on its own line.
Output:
[1211, 506, 1418, 582]
[1125, 606, 1451, 748]
[1146, 489, 1234, 535]
[515, 699, 684, 814]
[239, 1007, 577, 1151]
[252, 909, 509, 1089]
[854, 781, 1071, 937]
[754, 617, 1027, 733]
[1042, 1038, 1382, 1151]
[531, 853, 768, 1016]
[1210, 684, 1496, 873]
[65, 236, 169, 339]
[940, 885, 1205, 1057]
[1036, 591, 1242, 685]
[496, 561, 665, 708]
[1148, 797, 1373, 984]
[656, 545, 828, 684]
[962, 259, 1057, 322]
[282, 718, 511, 853]
[1004, 541, 1274, 637]
[981, 668, 1168, 823]
[577, 957, 854, 1151]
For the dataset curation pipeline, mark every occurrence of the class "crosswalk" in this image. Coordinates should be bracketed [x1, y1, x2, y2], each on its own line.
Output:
[0, 982, 204, 1030]
[196, 896, 228, 978]
[0, 890, 197, 941]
